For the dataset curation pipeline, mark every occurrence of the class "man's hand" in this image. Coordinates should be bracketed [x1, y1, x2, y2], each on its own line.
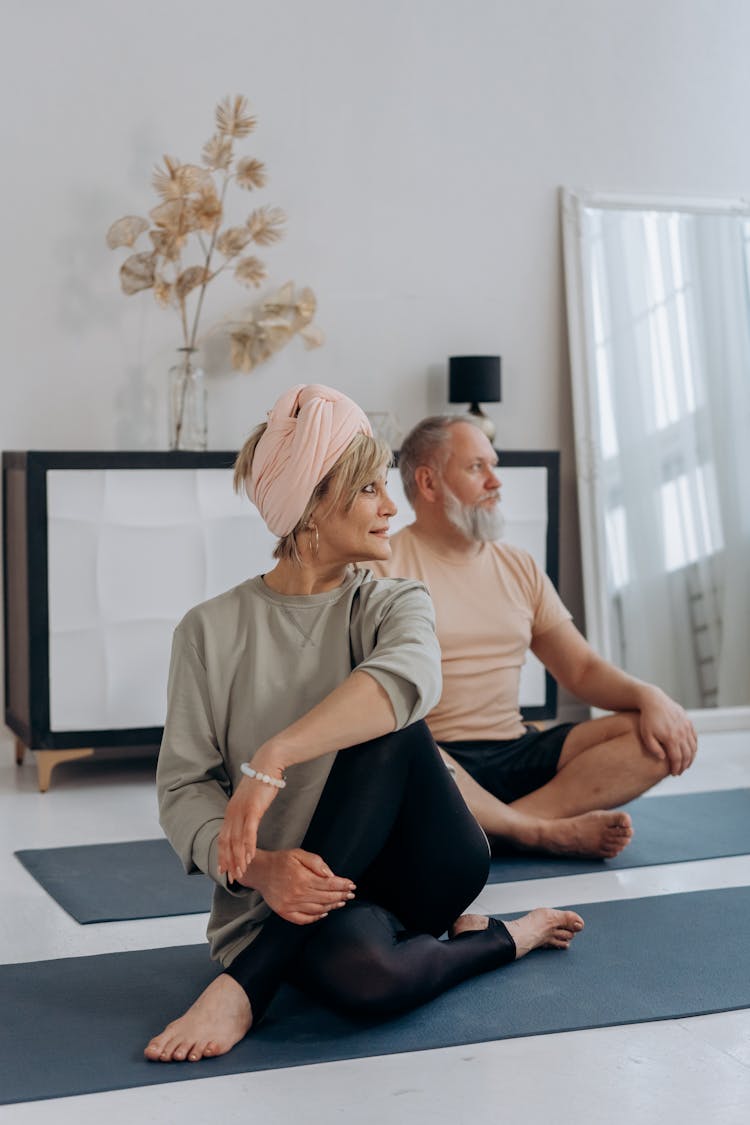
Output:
[217, 774, 280, 882]
[240, 849, 356, 925]
[638, 688, 698, 776]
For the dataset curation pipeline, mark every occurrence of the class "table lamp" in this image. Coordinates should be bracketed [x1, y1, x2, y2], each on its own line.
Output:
[448, 355, 502, 440]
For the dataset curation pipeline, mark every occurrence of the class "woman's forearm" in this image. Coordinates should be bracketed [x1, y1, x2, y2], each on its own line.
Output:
[252, 670, 397, 775]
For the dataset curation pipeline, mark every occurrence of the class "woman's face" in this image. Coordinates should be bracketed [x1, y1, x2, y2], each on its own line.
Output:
[313, 471, 397, 565]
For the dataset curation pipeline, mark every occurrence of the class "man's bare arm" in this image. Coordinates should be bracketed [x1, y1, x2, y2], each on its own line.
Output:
[531, 620, 697, 774]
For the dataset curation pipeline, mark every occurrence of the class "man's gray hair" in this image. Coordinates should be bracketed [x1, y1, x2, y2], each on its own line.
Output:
[398, 414, 480, 505]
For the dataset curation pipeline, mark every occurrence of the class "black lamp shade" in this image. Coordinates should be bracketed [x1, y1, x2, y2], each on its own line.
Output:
[448, 356, 502, 404]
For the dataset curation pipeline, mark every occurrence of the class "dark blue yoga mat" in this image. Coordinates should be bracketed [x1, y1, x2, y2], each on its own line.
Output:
[14, 838, 212, 922]
[1, 885, 749, 1105]
[489, 788, 750, 884]
[15, 790, 750, 924]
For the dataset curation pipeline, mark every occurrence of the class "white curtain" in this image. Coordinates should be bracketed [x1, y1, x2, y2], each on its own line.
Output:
[584, 207, 750, 709]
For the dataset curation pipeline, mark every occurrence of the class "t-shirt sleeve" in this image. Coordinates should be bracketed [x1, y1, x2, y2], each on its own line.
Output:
[156, 625, 244, 895]
[529, 561, 573, 636]
[352, 578, 442, 728]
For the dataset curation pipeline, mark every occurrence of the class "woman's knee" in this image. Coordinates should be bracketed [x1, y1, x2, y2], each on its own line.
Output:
[330, 720, 444, 792]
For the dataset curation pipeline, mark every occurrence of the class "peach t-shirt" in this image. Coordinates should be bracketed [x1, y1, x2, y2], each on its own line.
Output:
[373, 525, 572, 742]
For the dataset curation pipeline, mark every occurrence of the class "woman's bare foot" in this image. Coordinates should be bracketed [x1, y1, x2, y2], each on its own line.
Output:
[507, 809, 633, 860]
[449, 908, 584, 958]
[144, 974, 252, 1063]
[505, 907, 584, 956]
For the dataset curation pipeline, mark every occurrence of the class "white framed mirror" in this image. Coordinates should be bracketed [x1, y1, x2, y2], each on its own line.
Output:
[561, 189, 750, 732]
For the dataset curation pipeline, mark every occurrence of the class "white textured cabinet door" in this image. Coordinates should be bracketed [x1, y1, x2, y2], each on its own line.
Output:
[46, 469, 277, 731]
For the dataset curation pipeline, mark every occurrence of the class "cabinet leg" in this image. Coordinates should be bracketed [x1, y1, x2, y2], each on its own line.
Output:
[15, 739, 26, 765]
[35, 748, 94, 792]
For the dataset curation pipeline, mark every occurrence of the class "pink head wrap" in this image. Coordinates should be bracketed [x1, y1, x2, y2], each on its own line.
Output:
[247, 384, 373, 536]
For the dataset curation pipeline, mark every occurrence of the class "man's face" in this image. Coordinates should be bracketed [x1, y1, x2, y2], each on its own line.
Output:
[439, 422, 504, 542]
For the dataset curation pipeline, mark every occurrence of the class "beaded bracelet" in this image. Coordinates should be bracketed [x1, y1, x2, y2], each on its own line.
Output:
[240, 762, 287, 789]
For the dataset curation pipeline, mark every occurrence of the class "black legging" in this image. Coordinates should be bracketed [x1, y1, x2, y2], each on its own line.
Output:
[226, 721, 516, 1022]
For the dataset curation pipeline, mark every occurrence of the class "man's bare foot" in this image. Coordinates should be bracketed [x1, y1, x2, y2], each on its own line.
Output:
[449, 908, 584, 958]
[538, 810, 633, 858]
[144, 974, 252, 1063]
[505, 809, 633, 860]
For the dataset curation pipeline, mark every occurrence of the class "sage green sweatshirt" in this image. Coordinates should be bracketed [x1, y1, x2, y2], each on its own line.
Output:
[156, 567, 441, 966]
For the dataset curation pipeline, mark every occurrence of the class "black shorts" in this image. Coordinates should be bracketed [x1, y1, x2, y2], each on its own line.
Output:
[439, 723, 577, 804]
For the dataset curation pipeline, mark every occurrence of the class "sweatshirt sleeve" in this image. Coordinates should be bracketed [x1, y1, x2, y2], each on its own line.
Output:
[156, 626, 242, 893]
[351, 577, 442, 728]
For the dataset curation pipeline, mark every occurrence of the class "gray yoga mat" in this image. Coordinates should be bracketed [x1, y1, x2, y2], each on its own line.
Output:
[489, 787, 750, 884]
[1, 884, 749, 1105]
[14, 838, 212, 922]
[15, 790, 750, 924]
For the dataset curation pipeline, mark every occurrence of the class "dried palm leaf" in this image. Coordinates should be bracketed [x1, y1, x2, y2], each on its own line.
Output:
[149, 228, 184, 261]
[202, 134, 233, 171]
[256, 341, 275, 363]
[295, 287, 317, 323]
[216, 95, 257, 139]
[153, 161, 214, 205]
[151, 156, 183, 200]
[233, 327, 277, 371]
[235, 255, 267, 288]
[300, 325, 325, 349]
[247, 206, 286, 246]
[190, 186, 223, 233]
[120, 252, 156, 295]
[217, 226, 251, 258]
[150, 199, 189, 232]
[230, 330, 257, 373]
[182, 163, 214, 192]
[235, 158, 267, 190]
[175, 266, 210, 300]
[257, 316, 293, 340]
[106, 215, 149, 250]
[263, 281, 295, 315]
[153, 277, 174, 307]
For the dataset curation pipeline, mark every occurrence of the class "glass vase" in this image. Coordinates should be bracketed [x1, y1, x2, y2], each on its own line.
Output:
[169, 348, 207, 451]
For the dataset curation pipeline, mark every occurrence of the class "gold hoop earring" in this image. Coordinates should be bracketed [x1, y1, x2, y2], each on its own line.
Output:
[308, 523, 319, 557]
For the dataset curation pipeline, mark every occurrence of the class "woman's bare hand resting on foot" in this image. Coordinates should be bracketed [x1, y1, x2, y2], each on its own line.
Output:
[239, 848, 356, 924]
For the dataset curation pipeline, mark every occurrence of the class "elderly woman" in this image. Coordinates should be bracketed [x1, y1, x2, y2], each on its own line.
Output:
[145, 384, 583, 1064]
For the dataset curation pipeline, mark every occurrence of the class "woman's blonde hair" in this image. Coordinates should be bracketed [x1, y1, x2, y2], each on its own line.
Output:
[234, 427, 392, 564]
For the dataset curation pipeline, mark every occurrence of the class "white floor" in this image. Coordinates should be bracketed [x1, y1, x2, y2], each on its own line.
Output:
[2, 731, 750, 1124]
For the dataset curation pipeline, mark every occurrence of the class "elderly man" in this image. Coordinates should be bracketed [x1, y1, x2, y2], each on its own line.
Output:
[372, 416, 697, 858]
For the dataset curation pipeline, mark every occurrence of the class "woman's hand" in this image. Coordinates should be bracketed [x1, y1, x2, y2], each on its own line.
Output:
[241, 849, 356, 925]
[217, 774, 280, 882]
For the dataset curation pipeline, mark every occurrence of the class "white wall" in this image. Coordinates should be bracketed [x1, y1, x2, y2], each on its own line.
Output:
[2, 0, 750, 706]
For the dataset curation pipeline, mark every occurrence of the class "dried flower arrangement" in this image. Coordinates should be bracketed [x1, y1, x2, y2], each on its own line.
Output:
[106, 95, 322, 445]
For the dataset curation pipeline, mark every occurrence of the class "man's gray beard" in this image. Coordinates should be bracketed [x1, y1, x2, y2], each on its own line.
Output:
[443, 489, 505, 542]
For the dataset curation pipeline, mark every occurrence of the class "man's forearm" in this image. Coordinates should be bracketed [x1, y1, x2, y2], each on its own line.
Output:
[568, 656, 660, 714]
